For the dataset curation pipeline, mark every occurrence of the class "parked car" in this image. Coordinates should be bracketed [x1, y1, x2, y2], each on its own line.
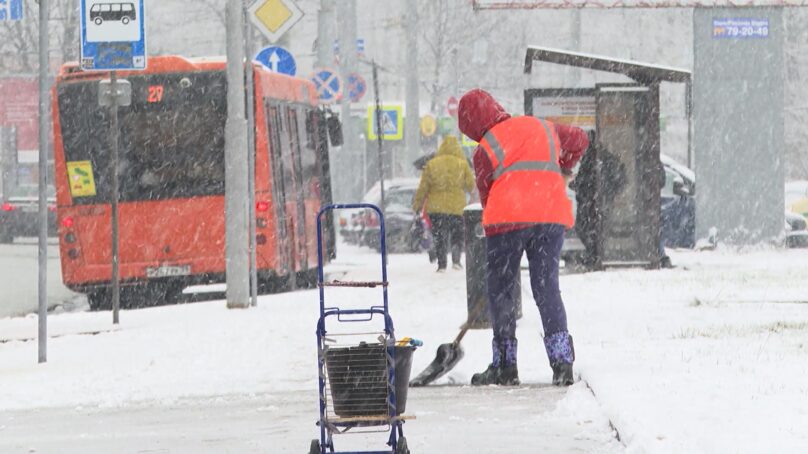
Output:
[660, 155, 696, 249]
[785, 180, 808, 221]
[354, 178, 425, 253]
[785, 210, 808, 248]
[0, 185, 57, 243]
[784, 181, 808, 248]
[337, 208, 366, 245]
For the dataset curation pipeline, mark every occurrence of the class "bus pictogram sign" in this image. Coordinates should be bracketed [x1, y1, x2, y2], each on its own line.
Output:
[80, 0, 147, 71]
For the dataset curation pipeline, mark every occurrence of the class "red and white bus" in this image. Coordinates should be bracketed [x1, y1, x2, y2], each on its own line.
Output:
[52, 56, 335, 310]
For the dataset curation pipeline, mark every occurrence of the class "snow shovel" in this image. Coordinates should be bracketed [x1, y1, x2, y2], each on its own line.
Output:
[409, 303, 488, 387]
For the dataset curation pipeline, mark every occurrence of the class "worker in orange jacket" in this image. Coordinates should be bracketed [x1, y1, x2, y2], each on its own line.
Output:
[458, 88, 588, 386]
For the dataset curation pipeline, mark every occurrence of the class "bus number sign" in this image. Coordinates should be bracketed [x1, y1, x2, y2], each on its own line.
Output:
[147, 85, 164, 103]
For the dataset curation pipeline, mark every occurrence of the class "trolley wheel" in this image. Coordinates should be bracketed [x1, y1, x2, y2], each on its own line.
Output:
[308, 439, 321, 454]
[396, 436, 410, 454]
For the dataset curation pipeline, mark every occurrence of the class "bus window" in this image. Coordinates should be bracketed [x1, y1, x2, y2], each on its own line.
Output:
[267, 103, 287, 210]
[299, 107, 320, 199]
[286, 106, 304, 194]
[57, 71, 227, 204]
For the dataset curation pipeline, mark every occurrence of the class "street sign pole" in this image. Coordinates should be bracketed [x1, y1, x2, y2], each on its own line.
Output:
[109, 70, 121, 324]
[37, 0, 49, 363]
[244, 8, 258, 308]
[372, 60, 385, 213]
[81, 0, 144, 321]
[372, 60, 387, 265]
[225, 0, 250, 309]
[404, 0, 420, 171]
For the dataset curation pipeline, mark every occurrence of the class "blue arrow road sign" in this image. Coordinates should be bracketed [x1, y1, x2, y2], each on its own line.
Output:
[255, 46, 296, 76]
[80, 0, 147, 71]
[0, 0, 23, 21]
[311, 68, 341, 103]
[346, 73, 366, 103]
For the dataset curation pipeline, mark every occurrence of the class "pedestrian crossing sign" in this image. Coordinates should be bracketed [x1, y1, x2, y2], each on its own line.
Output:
[367, 105, 403, 141]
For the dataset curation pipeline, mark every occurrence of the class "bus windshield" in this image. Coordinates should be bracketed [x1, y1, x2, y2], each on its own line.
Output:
[57, 71, 227, 204]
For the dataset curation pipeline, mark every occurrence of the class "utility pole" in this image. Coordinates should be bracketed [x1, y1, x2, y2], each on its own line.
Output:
[225, 0, 250, 309]
[317, 0, 336, 69]
[570, 8, 582, 88]
[372, 61, 385, 211]
[37, 0, 50, 363]
[244, 11, 258, 308]
[337, 0, 359, 200]
[109, 71, 121, 325]
[404, 0, 420, 173]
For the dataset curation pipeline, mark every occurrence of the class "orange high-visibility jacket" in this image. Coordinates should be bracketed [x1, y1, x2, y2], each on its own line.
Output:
[478, 116, 574, 229]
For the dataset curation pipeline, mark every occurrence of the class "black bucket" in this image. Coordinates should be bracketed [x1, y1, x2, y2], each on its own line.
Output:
[325, 343, 415, 417]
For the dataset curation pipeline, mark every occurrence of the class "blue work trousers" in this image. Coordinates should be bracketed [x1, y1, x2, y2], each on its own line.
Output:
[486, 224, 568, 341]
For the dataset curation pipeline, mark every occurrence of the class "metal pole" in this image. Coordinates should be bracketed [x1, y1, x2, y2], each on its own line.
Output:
[372, 60, 385, 210]
[225, 0, 250, 309]
[686, 79, 693, 170]
[37, 0, 50, 363]
[110, 70, 121, 324]
[317, 0, 336, 68]
[404, 0, 420, 173]
[337, 0, 358, 200]
[372, 60, 388, 265]
[244, 9, 258, 308]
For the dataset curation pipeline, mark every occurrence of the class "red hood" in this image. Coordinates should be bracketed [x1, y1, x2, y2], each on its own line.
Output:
[458, 89, 511, 142]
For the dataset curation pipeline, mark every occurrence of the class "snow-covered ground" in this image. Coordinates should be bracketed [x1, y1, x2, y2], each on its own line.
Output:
[1, 243, 807, 452]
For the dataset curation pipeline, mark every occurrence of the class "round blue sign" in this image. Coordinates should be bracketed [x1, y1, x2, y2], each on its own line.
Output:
[255, 46, 296, 76]
[346, 73, 367, 103]
[311, 68, 342, 103]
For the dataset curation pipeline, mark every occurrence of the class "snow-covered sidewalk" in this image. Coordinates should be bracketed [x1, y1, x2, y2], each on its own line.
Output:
[1, 244, 807, 452]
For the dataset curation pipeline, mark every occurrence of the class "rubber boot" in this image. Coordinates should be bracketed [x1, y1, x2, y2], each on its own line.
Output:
[471, 338, 520, 386]
[544, 331, 575, 386]
[471, 338, 503, 386]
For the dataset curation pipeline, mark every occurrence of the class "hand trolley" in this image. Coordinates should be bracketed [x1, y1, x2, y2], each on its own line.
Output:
[310, 204, 416, 454]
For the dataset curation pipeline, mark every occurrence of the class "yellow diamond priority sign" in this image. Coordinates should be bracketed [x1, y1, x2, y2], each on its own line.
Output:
[247, 0, 304, 43]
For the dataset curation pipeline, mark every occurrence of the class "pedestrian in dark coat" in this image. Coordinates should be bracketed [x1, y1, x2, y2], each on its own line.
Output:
[458, 88, 588, 386]
[571, 131, 626, 269]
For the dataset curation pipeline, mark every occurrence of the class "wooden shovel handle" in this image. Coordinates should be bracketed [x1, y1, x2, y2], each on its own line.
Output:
[453, 301, 488, 345]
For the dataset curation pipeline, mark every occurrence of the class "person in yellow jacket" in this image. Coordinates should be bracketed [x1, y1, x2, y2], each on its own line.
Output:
[412, 135, 476, 272]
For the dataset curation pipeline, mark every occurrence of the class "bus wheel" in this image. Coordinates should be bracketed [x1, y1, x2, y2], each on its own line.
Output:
[94, 17, 102, 25]
[258, 272, 293, 294]
[121, 16, 130, 25]
[152, 281, 185, 305]
[87, 289, 111, 311]
[296, 269, 318, 289]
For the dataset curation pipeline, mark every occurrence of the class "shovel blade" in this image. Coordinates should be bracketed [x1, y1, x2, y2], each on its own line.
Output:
[408, 342, 465, 387]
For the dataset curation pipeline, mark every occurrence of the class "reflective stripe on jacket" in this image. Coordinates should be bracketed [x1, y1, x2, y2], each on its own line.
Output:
[479, 116, 574, 228]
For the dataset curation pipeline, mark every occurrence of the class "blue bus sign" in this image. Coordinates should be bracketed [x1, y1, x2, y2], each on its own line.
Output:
[80, 0, 147, 71]
[0, 0, 23, 21]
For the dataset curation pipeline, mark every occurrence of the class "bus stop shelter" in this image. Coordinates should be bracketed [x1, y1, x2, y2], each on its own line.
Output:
[524, 46, 691, 268]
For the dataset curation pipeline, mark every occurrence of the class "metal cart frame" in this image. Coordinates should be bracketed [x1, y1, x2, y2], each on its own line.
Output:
[312, 203, 411, 454]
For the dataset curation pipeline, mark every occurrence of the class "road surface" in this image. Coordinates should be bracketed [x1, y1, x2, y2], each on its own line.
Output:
[0, 239, 82, 318]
